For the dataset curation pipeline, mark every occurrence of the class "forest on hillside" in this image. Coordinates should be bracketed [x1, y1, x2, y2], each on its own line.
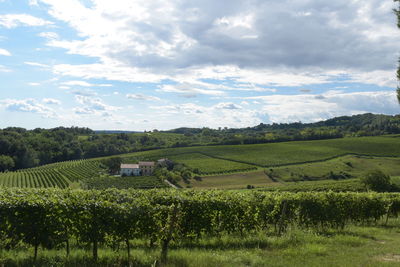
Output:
[0, 113, 399, 171]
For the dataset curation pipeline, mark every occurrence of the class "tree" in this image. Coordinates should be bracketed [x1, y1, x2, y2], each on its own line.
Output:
[100, 157, 122, 174]
[395, 0, 400, 103]
[361, 169, 391, 192]
[0, 155, 15, 172]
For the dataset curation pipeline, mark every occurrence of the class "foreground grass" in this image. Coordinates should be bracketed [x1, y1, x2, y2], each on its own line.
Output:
[1, 219, 400, 266]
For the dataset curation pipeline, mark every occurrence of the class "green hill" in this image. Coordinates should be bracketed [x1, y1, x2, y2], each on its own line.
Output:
[0, 135, 399, 189]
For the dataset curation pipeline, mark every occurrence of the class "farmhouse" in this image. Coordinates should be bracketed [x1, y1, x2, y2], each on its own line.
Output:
[139, 161, 155, 176]
[120, 164, 140, 176]
[120, 161, 155, 176]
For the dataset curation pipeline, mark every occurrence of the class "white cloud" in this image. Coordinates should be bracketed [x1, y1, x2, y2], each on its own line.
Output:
[347, 70, 397, 87]
[36, 0, 399, 90]
[0, 65, 11, 72]
[29, 0, 39, 6]
[61, 80, 92, 87]
[149, 102, 260, 128]
[247, 90, 399, 123]
[60, 80, 113, 87]
[0, 14, 53, 28]
[70, 89, 97, 96]
[0, 48, 11, 56]
[28, 82, 40, 86]
[214, 102, 242, 110]
[73, 95, 119, 115]
[126, 94, 161, 101]
[53, 63, 167, 83]
[42, 98, 61, 105]
[0, 98, 57, 118]
[24, 61, 49, 68]
[38, 31, 59, 39]
[159, 83, 225, 96]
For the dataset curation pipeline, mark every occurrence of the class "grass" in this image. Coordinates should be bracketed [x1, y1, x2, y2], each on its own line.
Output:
[1, 219, 400, 266]
[180, 170, 274, 189]
[180, 155, 399, 190]
[268, 155, 400, 182]
[102, 135, 400, 167]
[193, 136, 400, 167]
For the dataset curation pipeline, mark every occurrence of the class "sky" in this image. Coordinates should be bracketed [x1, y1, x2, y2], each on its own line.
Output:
[0, 0, 399, 131]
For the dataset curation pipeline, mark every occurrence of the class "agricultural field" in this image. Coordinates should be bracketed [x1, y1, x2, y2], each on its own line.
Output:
[114, 135, 400, 167]
[168, 153, 256, 174]
[180, 170, 274, 189]
[177, 155, 400, 190]
[0, 188, 399, 266]
[0, 135, 399, 190]
[189, 136, 400, 167]
[0, 160, 103, 188]
[266, 155, 400, 182]
[83, 175, 167, 189]
[260, 179, 366, 192]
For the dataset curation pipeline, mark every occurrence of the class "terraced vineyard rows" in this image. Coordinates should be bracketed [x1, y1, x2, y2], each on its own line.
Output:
[0, 160, 103, 188]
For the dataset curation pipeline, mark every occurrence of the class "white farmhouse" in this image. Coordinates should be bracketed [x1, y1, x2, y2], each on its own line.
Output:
[120, 164, 141, 176]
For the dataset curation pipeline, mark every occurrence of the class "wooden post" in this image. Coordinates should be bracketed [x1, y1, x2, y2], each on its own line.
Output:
[160, 205, 179, 265]
[278, 200, 288, 235]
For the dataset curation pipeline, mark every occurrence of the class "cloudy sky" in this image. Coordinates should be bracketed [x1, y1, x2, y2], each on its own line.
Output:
[0, 0, 399, 130]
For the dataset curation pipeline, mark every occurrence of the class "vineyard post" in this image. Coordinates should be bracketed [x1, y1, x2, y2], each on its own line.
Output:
[160, 204, 179, 266]
[278, 200, 288, 235]
[91, 207, 99, 262]
[385, 202, 392, 225]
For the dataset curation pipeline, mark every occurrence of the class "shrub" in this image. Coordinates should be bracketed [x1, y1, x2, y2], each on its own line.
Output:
[361, 169, 391, 192]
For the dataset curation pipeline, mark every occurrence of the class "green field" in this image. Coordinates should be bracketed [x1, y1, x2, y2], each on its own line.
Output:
[267, 155, 400, 182]
[168, 153, 256, 174]
[261, 179, 366, 192]
[181, 170, 274, 189]
[116, 136, 400, 167]
[0, 160, 103, 188]
[180, 155, 400, 189]
[83, 175, 167, 189]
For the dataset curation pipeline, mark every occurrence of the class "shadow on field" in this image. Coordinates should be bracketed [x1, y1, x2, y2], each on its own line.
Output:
[174, 238, 272, 250]
[0, 257, 151, 267]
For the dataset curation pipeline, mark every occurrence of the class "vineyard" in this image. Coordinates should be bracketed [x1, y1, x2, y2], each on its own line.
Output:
[82, 176, 167, 189]
[0, 160, 103, 188]
[108, 135, 400, 168]
[167, 153, 256, 174]
[0, 135, 399, 189]
[0, 188, 399, 263]
[261, 179, 366, 192]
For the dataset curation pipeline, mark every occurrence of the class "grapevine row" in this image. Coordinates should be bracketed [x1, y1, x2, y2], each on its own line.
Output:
[0, 160, 103, 188]
[0, 188, 399, 261]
